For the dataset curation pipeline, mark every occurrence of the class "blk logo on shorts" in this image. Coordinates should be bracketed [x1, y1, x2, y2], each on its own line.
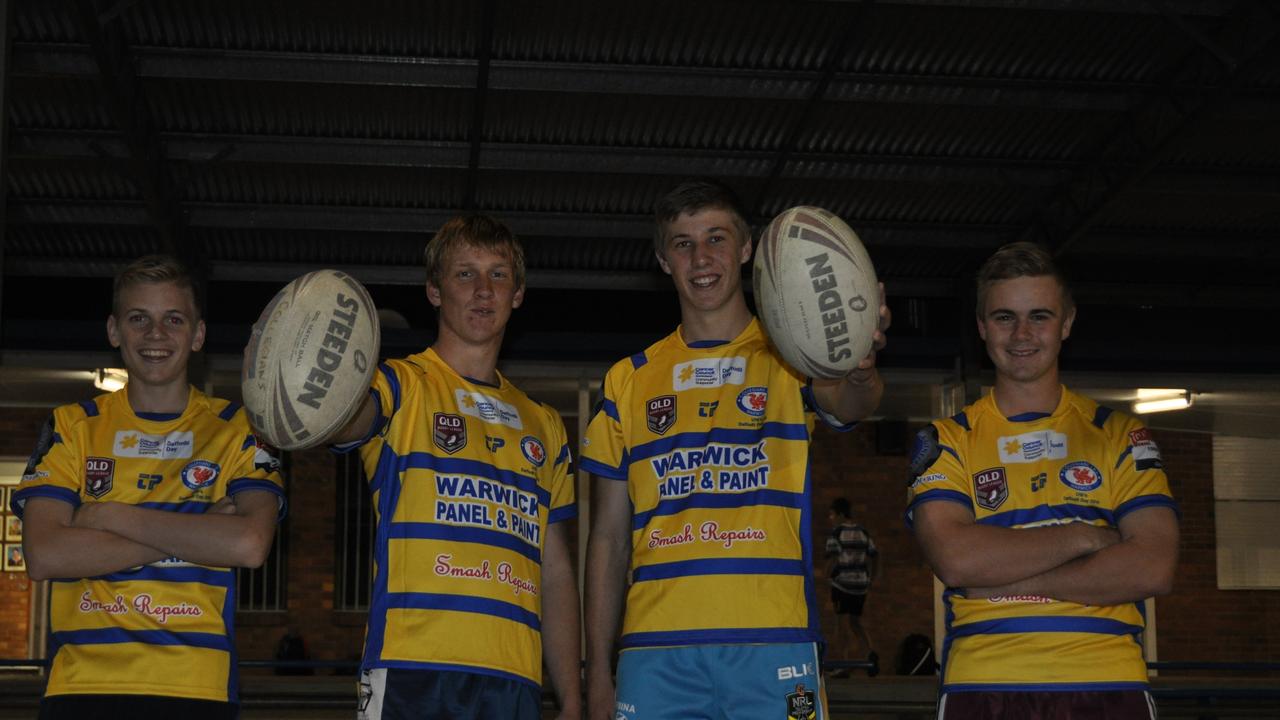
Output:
[785, 683, 817, 719]
[84, 456, 115, 498]
[433, 412, 467, 454]
[646, 395, 676, 435]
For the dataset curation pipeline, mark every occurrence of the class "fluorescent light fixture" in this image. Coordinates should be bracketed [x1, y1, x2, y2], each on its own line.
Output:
[1133, 392, 1191, 414]
[1136, 388, 1185, 400]
[94, 368, 128, 392]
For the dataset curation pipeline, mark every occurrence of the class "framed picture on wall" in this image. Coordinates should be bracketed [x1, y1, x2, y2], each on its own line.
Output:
[3, 543, 24, 572]
[4, 514, 21, 542]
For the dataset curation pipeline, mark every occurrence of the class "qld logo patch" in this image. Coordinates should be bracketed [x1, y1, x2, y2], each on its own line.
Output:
[181, 460, 220, 491]
[646, 395, 676, 435]
[973, 467, 1008, 511]
[736, 386, 768, 417]
[434, 413, 467, 454]
[520, 436, 547, 467]
[85, 456, 115, 498]
[1060, 461, 1103, 492]
[785, 683, 817, 719]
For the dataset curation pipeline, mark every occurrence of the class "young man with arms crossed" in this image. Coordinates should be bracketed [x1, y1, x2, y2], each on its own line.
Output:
[907, 241, 1179, 719]
[13, 255, 286, 720]
[329, 215, 581, 720]
[582, 180, 889, 720]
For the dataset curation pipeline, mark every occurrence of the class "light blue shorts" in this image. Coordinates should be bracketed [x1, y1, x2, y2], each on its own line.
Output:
[614, 642, 826, 720]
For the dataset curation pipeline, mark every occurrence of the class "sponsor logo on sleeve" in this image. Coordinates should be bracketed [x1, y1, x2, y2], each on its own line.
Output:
[253, 439, 281, 475]
[520, 436, 546, 467]
[672, 356, 747, 391]
[24, 416, 56, 479]
[998, 430, 1068, 463]
[180, 460, 220, 491]
[973, 467, 1008, 511]
[646, 395, 677, 435]
[85, 457, 116, 498]
[908, 425, 943, 486]
[433, 413, 467, 454]
[1059, 461, 1103, 492]
[1128, 428, 1164, 471]
[113, 431, 194, 459]
[736, 386, 768, 417]
[454, 389, 523, 429]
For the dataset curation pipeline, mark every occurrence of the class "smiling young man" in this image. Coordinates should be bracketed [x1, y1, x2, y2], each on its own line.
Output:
[906, 242, 1180, 719]
[582, 179, 890, 720]
[327, 215, 581, 720]
[11, 255, 285, 720]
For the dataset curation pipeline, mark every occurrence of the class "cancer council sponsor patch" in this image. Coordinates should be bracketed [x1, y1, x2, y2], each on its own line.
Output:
[1128, 428, 1164, 471]
[736, 386, 768, 417]
[973, 467, 1008, 511]
[181, 460, 220, 491]
[454, 389, 523, 430]
[520, 436, 547, 468]
[1059, 461, 1103, 492]
[113, 430, 194, 459]
[672, 356, 746, 391]
[997, 430, 1068, 463]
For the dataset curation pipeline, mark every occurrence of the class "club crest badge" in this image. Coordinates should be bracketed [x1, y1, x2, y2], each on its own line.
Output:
[520, 436, 547, 468]
[1060, 461, 1103, 492]
[736, 386, 768, 417]
[646, 395, 676, 435]
[84, 456, 115, 498]
[785, 683, 817, 720]
[181, 460, 220, 491]
[973, 467, 1008, 511]
[434, 413, 467, 454]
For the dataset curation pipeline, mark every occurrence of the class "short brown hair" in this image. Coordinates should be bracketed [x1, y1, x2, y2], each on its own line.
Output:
[975, 241, 1073, 317]
[112, 255, 201, 319]
[423, 215, 526, 290]
[652, 179, 752, 258]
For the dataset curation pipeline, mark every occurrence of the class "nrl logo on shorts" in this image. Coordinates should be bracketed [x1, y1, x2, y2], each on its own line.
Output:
[646, 395, 676, 435]
[433, 412, 467, 454]
[785, 683, 817, 719]
[84, 456, 115, 498]
[973, 466, 1008, 511]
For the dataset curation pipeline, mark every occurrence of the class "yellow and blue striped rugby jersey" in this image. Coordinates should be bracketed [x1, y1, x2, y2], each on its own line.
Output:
[906, 388, 1178, 692]
[580, 319, 851, 649]
[11, 386, 286, 703]
[347, 348, 576, 688]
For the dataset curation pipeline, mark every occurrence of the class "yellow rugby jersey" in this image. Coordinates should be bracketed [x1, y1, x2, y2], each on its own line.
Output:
[10, 386, 286, 703]
[580, 319, 850, 649]
[346, 348, 576, 688]
[906, 387, 1178, 692]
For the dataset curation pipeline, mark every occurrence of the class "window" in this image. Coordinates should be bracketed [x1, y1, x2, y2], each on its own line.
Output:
[336, 453, 377, 611]
[1214, 436, 1280, 589]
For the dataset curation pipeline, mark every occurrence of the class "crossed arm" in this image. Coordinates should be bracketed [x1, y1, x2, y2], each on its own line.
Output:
[22, 490, 280, 581]
[912, 500, 1178, 605]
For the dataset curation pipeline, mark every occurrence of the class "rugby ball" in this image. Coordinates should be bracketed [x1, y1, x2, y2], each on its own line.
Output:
[753, 206, 878, 379]
[241, 270, 380, 450]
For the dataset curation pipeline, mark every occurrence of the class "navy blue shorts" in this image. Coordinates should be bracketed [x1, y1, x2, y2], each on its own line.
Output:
[358, 667, 542, 720]
[39, 694, 237, 720]
[939, 690, 1157, 720]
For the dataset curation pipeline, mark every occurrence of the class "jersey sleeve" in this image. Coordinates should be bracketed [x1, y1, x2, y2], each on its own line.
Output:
[801, 381, 856, 432]
[330, 360, 401, 455]
[545, 406, 578, 524]
[11, 407, 86, 517]
[1108, 413, 1179, 521]
[905, 420, 975, 527]
[225, 411, 289, 519]
[579, 363, 629, 481]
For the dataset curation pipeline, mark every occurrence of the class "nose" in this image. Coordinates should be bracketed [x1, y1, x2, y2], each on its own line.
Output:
[1012, 318, 1033, 340]
[691, 241, 712, 267]
[475, 274, 494, 297]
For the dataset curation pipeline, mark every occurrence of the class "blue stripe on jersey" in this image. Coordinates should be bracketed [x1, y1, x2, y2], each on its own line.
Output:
[364, 444, 404, 665]
[951, 616, 1143, 638]
[631, 488, 805, 531]
[619, 627, 816, 649]
[632, 557, 806, 583]
[579, 455, 626, 481]
[629, 352, 648, 370]
[387, 591, 541, 632]
[136, 411, 181, 421]
[241, 433, 257, 451]
[372, 659, 542, 690]
[389, 521, 541, 563]
[1006, 411, 1050, 422]
[799, 463, 819, 638]
[548, 504, 578, 524]
[940, 444, 962, 462]
[378, 363, 402, 414]
[137, 500, 215, 513]
[1115, 445, 1133, 468]
[943, 681, 1149, 693]
[951, 411, 970, 431]
[79, 399, 99, 417]
[396, 453, 551, 507]
[905, 489, 974, 528]
[219, 402, 242, 422]
[627, 422, 809, 465]
[87, 565, 236, 587]
[11, 485, 81, 517]
[50, 628, 231, 654]
[553, 443, 571, 467]
[229, 478, 287, 498]
[1093, 405, 1114, 429]
[1115, 493, 1180, 521]
[979, 502, 1115, 529]
[602, 398, 620, 422]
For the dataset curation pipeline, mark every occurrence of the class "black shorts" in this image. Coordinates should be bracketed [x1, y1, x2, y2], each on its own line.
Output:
[358, 667, 543, 720]
[939, 689, 1157, 720]
[831, 587, 867, 616]
[40, 694, 237, 720]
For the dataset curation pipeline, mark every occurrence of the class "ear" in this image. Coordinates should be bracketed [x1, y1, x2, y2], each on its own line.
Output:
[192, 319, 207, 352]
[426, 282, 443, 308]
[655, 250, 672, 276]
[512, 284, 525, 310]
[738, 235, 753, 265]
[1061, 306, 1077, 341]
[106, 315, 121, 348]
[976, 313, 988, 342]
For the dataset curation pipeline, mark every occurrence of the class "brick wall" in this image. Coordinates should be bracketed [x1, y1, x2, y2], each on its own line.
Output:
[0, 407, 49, 661]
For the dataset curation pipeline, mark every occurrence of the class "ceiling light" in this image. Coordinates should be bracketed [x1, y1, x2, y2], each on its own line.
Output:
[94, 368, 128, 392]
[1136, 388, 1185, 400]
[1133, 392, 1191, 414]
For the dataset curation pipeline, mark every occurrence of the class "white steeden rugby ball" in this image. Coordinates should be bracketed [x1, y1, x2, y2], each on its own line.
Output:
[753, 206, 879, 379]
[242, 269, 380, 450]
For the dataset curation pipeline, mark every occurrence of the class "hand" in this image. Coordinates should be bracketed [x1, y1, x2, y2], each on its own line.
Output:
[587, 678, 617, 720]
[846, 281, 891, 381]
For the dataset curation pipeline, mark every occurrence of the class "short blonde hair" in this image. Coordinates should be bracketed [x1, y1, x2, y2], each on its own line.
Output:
[112, 255, 201, 319]
[975, 242, 1073, 317]
[423, 215, 526, 290]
